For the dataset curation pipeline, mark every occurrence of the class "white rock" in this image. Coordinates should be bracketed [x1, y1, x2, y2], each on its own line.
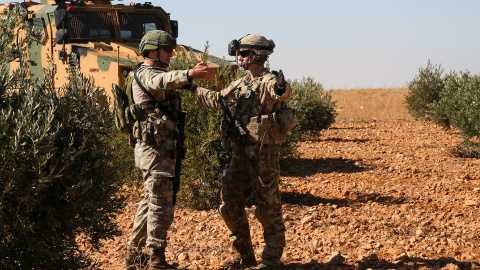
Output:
[465, 200, 477, 206]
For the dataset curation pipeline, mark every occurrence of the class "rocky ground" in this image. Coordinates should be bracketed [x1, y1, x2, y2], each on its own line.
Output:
[83, 120, 480, 269]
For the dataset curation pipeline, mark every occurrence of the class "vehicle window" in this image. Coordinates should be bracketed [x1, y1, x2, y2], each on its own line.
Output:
[117, 12, 165, 39]
[64, 10, 166, 40]
[67, 11, 115, 39]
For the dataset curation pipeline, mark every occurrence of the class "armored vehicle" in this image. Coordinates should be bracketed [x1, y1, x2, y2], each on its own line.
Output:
[2, 0, 230, 103]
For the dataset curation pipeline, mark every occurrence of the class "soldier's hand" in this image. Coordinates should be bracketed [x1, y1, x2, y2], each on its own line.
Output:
[188, 62, 215, 81]
[272, 70, 285, 89]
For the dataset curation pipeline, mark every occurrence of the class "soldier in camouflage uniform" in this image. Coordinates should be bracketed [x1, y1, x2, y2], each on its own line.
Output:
[193, 34, 293, 269]
[126, 30, 215, 270]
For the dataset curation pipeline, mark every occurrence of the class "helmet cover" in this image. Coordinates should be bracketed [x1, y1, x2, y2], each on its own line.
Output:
[239, 34, 275, 56]
[139, 30, 176, 55]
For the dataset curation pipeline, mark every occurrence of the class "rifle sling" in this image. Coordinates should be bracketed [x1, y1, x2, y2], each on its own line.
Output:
[134, 63, 158, 105]
[133, 63, 172, 116]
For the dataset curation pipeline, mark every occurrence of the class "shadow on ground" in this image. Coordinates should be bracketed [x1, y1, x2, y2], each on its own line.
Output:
[301, 136, 370, 143]
[282, 253, 480, 270]
[281, 157, 370, 177]
[321, 137, 370, 143]
[281, 190, 405, 207]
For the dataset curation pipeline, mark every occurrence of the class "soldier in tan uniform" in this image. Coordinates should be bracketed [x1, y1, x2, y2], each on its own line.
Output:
[125, 30, 215, 270]
[194, 34, 293, 269]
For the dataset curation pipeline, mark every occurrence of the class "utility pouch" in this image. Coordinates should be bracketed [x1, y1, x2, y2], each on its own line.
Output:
[152, 115, 175, 147]
[272, 106, 296, 139]
[243, 106, 295, 145]
[141, 121, 154, 144]
[153, 121, 169, 147]
[129, 104, 148, 121]
[132, 121, 141, 140]
[244, 115, 273, 144]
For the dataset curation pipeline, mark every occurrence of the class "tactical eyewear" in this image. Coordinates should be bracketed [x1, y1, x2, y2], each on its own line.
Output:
[239, 50, 251, 58]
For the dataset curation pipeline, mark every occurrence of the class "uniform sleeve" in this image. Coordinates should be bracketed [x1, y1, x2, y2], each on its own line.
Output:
[264, 74, 292, 102]
[142, 69, 191, 92]
[195, 78, 242, 111]
[195, 88, 223, 111]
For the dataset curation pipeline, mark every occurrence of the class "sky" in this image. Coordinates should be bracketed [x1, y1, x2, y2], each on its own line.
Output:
[6, 0, 480, 89]
[144, 0, 480, 90]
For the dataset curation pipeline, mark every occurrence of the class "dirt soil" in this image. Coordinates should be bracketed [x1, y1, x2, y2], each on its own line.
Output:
[82, 120, 480, 270]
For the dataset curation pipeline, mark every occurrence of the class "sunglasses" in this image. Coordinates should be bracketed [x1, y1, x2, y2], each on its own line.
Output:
[239, 50, 250, 57]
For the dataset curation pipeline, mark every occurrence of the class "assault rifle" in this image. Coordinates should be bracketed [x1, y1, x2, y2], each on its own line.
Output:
[219, 96, 266, 187]
[172, 92, 187, 205]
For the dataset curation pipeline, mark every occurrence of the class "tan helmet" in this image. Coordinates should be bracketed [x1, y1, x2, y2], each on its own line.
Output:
[239, 34, 275, 56]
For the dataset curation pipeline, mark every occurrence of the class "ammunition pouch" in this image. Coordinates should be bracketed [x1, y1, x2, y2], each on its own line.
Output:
[243, 107, 295, 145]
[132, 113, 177, 147]
[126, 104, 148, 123]
[272, 106, 295, 138]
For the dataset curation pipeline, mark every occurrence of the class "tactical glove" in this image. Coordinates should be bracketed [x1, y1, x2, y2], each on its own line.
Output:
[179, 83, 198, 93]
[272, 70, 286, 95]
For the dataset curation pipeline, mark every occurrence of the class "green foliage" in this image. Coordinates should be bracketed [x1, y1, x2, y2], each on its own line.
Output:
[288, 77, 337, 140]
[0, 10, 126, 269]
[431, 72, 480, 143]
[408, 60, 480, 152]
[405, 60, 445, 120]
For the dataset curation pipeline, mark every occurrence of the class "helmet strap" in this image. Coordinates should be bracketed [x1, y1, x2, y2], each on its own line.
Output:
[240, 53, 264, 70]
[157, 48, 170, 68]
[145, 48, 169, 68]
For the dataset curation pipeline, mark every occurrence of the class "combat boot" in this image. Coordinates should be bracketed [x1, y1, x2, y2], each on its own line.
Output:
[125, 247, 149, 270]
[149, 248, 178, 270]
[220, 254, 257, 269]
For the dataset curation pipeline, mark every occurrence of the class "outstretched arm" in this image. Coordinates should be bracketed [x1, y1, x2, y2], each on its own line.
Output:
[187, 62, 216, 81]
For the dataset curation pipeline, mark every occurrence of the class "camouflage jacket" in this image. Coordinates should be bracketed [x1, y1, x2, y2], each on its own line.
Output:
[132, 62, 191, 108]
[196, 69, 293, 145]
[196, 69, 292, 117]
[197, 69, 292, 118]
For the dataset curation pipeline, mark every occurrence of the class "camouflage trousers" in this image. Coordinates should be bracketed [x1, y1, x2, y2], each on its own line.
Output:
[219, 143, 286, 266]
[127, 140, 176, 252]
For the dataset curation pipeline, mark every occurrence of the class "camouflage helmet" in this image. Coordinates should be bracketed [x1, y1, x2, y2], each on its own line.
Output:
[139, 30, 176, 55]
[239, 34, 275, 56]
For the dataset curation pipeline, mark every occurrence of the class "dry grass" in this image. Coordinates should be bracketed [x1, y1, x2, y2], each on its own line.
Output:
[331, 87, 413, 122]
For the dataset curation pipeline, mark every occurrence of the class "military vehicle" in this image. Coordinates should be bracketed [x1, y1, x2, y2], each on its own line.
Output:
[2, 0, 231, 102]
